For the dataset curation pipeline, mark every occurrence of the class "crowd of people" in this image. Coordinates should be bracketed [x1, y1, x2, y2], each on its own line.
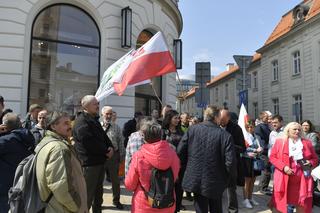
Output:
[1, 93, 320, 213]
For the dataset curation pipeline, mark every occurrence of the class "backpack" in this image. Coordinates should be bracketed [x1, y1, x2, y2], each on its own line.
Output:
[141, 167, 175, 209]
[8, 140, 55, 213]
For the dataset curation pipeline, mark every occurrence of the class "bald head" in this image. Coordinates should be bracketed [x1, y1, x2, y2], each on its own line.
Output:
[220, 109, 230, 127]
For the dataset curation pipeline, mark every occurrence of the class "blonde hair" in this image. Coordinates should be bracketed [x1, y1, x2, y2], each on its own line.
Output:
[283, 122, 302, 139]
[204, 105, 220, 121]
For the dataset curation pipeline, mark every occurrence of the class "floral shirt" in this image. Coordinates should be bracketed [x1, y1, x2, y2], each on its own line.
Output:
[125, 131, 144, 176]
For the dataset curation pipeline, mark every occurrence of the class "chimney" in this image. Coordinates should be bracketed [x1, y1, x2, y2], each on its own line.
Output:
[66, 63, 72, 72]
[226, 63, 235, 71]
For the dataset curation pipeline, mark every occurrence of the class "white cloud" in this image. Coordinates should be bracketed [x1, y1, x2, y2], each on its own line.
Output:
[192, 49, 212, 62]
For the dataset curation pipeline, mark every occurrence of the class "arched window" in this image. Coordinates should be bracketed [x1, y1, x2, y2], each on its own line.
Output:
[29, 4, 100, 115]
[135, 30, 162, 116]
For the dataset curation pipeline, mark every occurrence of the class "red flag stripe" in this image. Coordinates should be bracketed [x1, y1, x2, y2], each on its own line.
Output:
[113, 51, 176, 95]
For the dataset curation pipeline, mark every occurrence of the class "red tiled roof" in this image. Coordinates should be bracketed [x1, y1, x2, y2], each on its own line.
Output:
[206, 53, 261, 87]
[264, 0, 320, 46]
[184, 86, 198, 99]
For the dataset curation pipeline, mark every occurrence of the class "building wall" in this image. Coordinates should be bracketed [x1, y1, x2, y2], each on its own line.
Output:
[247, 63, 261, 119]
[0, 0, 182, 127]
[208, 75, 239, 114]
[259, 16, 320, 126]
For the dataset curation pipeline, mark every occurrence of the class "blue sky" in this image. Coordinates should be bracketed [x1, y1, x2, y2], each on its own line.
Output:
[178, 0, 301, 77]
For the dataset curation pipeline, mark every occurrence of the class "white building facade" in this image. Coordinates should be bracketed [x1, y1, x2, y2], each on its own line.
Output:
[0, 0, 182, 126]
[182, 0, 320, 127]
[256, 0, 320, 126]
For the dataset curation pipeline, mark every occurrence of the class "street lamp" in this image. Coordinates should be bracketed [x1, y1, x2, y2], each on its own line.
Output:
[121, 6, 132, 48]
[174, 39, 182, 69]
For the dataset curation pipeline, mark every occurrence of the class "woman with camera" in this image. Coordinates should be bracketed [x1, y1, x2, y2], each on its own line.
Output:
[269, 122, 319, 213]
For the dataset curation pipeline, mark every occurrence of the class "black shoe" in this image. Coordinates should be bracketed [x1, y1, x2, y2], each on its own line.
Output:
[113, 202, 124, 210]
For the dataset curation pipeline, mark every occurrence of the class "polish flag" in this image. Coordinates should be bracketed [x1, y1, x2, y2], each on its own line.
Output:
[95, 32, 176, 101]
[113, 31, 176, 95]
[238, 104, 252, 147]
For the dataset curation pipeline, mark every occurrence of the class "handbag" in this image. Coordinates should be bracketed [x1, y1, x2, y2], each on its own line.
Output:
[253, 157, 265, 171]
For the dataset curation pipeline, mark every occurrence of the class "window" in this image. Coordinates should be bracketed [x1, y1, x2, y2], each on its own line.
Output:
[293, 51, 301, 75]
[292, 95, 302, 123]
[225, 84, 229, 100]
[39, 89, 46, 98]
[253, 102, 258, 119]
[215, 88, 219, 102]
[29, 5, 100, 115]
[272, 98, 279, 115]
[253, 72, 258, 89]
[272, 60, 279, 81]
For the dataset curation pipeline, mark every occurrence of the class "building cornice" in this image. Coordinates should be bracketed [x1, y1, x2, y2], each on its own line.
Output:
[156, 0, 183, 35]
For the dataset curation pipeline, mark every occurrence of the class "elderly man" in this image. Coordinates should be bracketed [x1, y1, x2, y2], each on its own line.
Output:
[220, 109, 246, 213]
[177, 106, 236, 213]
[73, 95, 113, 213]
[101, 106, 125, 209]
[0, 113, 35, 213]
[31, 109, 48, 144]
[36, 111, 88, 213]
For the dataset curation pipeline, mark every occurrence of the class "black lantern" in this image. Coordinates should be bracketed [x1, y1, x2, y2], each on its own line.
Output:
[173, 39, 182, 69]
[121, 6, 132, 48]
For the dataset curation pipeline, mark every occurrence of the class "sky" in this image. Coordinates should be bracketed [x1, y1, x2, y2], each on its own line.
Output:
[178, 0, 302, 77]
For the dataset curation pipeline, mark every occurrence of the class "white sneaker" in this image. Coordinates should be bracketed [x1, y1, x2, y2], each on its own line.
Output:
[242, 199, 253, 209]
[249, 198, 259, 206]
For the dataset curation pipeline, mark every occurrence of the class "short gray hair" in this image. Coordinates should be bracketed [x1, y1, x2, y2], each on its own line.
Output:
[81, 95, 97, 108]
[101, 106, 112, 114]
[140, 119, 161, 143]
[2, 113, 21, 131]
[204, 105, 220, 121]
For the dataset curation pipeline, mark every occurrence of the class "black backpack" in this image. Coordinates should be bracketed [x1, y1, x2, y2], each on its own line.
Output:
[141, 167, 175, 209]
[8, 140, 54, 213]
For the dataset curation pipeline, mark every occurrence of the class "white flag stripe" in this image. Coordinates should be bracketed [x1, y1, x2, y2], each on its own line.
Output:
[238, 104, 252, 146]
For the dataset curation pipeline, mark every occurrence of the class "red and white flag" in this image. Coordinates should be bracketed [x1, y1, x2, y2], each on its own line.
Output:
[95, 32, 176, 101]
[238, 104, 252, 147]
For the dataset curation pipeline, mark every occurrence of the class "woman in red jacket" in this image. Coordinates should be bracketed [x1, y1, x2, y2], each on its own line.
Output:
[270, 122, 318, 213]
[125, 120, 180, 213]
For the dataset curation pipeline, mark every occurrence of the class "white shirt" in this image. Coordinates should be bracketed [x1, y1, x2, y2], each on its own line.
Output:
[288, 138, 303, 161]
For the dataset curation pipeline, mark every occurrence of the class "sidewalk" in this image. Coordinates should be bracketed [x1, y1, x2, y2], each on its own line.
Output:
[100, 178, 320, 213]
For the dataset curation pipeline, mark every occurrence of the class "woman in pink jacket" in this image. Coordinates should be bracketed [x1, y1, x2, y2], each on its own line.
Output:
[125, 120, 180, 213]
[270, 122, 318, 213]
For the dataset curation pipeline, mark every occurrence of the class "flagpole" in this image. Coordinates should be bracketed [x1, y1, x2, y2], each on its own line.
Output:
[150, 79, 163, 106]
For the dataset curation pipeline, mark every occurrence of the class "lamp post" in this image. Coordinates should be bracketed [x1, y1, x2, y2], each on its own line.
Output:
[121, 7, 132, 48]
[173, 39, 182, 69]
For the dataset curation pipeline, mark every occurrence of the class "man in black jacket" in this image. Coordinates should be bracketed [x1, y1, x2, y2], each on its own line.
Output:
[220, 109, 246, 213]
[254, 111, 272, 195]
[0, 113, 35, 212]
[122, 111, 142, 148]
[177, 105, 236, 213]
[73, 95, 113, 213]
